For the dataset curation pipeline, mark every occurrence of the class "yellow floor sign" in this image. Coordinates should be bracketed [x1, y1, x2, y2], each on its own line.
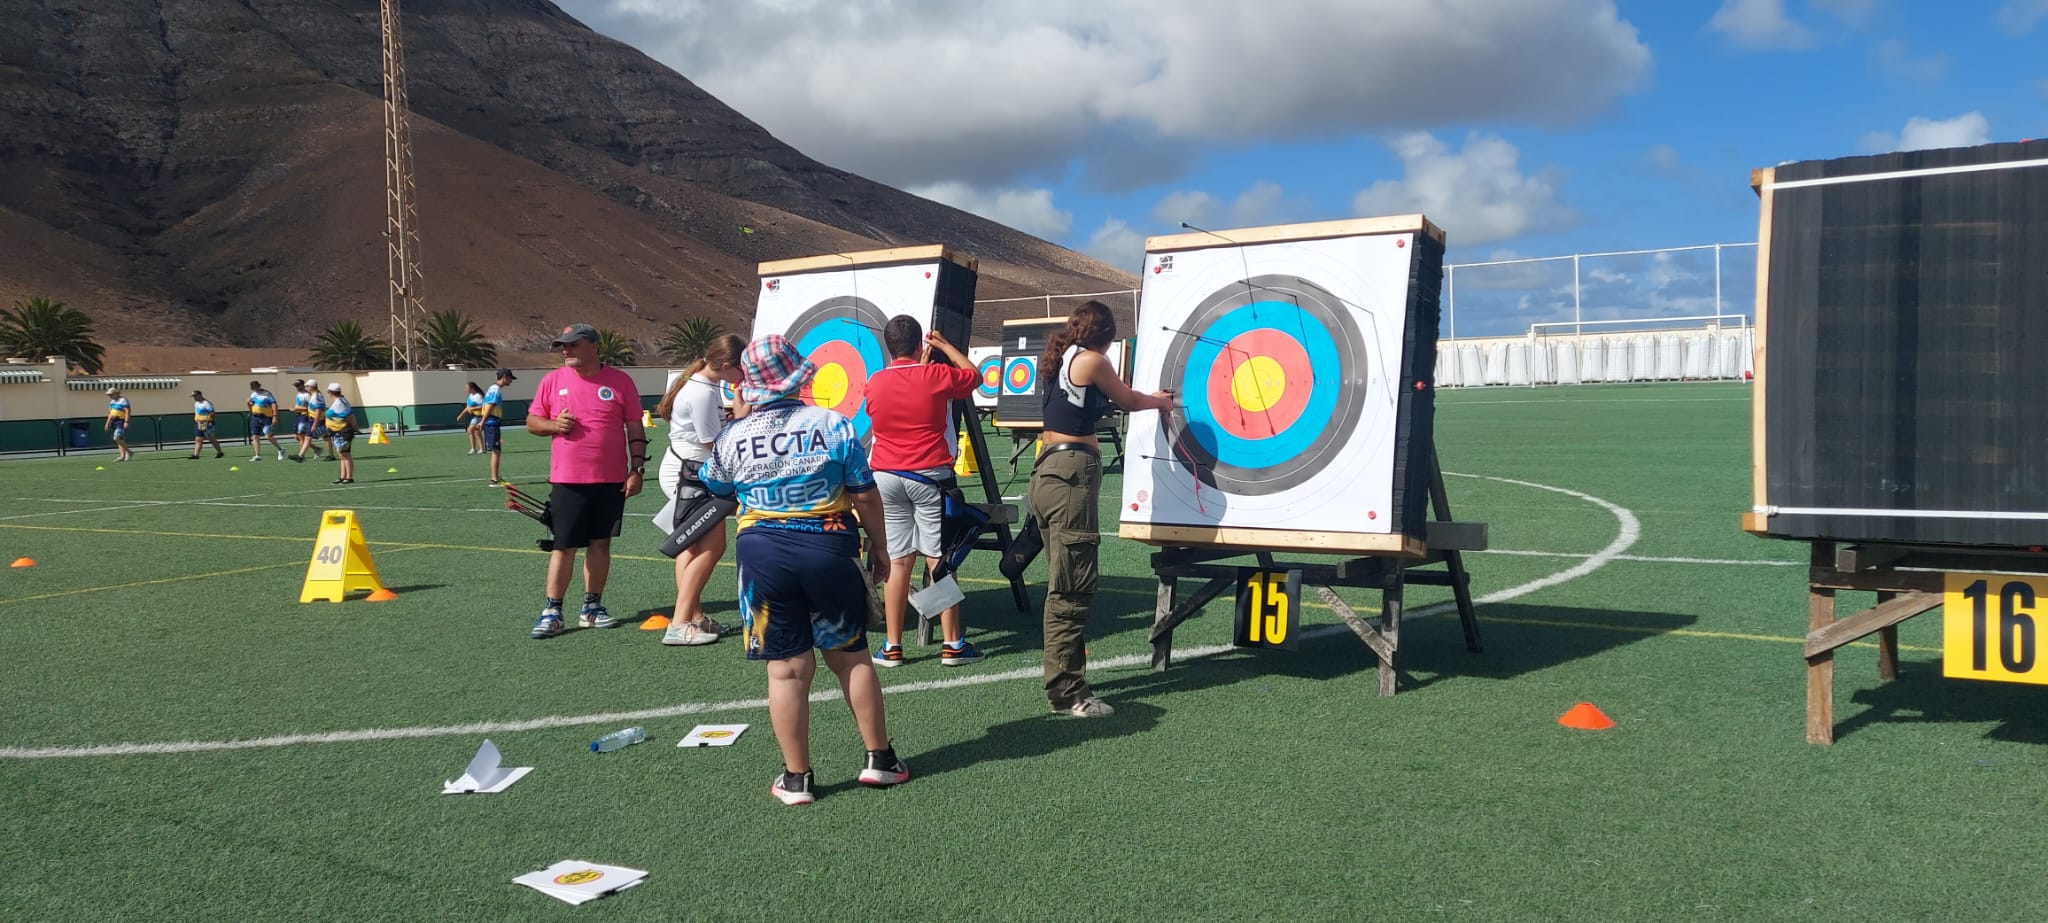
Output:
[367, 423, 391, 445]
[300, 510, 387, 603]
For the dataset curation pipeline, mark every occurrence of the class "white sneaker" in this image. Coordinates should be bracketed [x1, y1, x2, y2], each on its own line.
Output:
[250, 455, 261, 462]
[662, 619, 721, 646]
[276, 451, 285, 460]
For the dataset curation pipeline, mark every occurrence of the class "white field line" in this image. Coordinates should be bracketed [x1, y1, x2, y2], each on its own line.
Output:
[1, 474, 1637, 760]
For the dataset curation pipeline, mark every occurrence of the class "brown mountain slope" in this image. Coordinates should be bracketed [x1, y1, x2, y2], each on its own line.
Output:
[0, 0, 1135, 370]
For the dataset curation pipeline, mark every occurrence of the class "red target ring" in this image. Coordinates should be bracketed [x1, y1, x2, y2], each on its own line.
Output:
[802, 339, 870, 420]
[1203, 328, 1313, 441]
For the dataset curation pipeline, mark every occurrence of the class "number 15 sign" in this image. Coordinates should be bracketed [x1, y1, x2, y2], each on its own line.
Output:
[1234, 569, 1302, 650]
[1943, 572, 2048, 685]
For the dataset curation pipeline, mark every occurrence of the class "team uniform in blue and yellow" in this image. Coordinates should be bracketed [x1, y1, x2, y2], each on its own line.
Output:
[293, 390, 313, 437]
[306, 389, 326, 436]
[192, 399, 217, 437]
[325, 394, 355, 451]
[106, 397, 130, 439]
[699, 398, 878, 661]
[480, 382, 504, 452]
[247, 389, 277, 436]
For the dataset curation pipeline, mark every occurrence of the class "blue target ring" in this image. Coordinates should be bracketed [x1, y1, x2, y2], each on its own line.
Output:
[1176, 302, 1341, 470]
[787, 298, 888, 442]
[1002, 357, 1036, 395]
[976, 355, 1003, 400]
[1158, 275, 1365, 496]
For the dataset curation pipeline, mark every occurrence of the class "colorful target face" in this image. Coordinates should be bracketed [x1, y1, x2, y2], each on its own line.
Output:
[970, 347, 1002, 408]
[1160, 275, 1364, 495]
[787, 296, 888, 440]
[1003, 357, 1037, 395]
[1122, 225, 1428, 538]
[753, 257, 968, 443]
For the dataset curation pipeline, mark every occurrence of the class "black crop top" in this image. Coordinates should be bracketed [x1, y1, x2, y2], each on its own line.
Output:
[1042, 345, 1111, 436]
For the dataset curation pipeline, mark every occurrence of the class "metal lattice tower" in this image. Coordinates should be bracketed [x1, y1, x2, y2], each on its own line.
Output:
[380, 0, 424, 369]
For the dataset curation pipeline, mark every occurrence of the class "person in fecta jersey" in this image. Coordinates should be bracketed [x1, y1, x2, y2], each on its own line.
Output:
[188, 390, 225, 459]
[247, 380, 285, 461]
[524, 325, 647, 639]
[1028, 300, 1174, 717]
[653, 333, 749, 647]
[460, 381, 486, 455]
[864, 314, 984, 668]
[698, 334, 905, 806]
[324, 382, 358, 483]
[104, 388, 133, 462]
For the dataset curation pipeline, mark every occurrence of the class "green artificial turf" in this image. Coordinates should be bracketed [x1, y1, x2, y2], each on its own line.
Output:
[3, 381, 2044, 921]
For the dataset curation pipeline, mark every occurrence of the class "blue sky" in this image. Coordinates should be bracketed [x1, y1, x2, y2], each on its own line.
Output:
[555, 0, 2047, 336]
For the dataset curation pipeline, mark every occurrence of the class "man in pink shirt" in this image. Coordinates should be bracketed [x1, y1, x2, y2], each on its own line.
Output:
[864, 315, 984, 667]
[524, 322, 648, 639]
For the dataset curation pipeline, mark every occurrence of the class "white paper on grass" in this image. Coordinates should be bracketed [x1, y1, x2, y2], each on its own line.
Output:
[908, 575, 965, 617]
[513, 860, 649, 905]
[442, 739, 533, 794]
[677, 723, 749, 747]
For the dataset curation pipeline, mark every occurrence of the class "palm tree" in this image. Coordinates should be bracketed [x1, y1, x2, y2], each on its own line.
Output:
[656, 317, 724, 365]
[596, 328, 637, 367]
[309, 320, 394, 370]
[416, 310, 497, 369]
[0, 297, 106, 374]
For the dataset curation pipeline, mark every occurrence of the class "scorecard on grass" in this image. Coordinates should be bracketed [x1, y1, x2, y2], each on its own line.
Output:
[1748, 141, 2048, 548]
[1119, 216, 1445, 553]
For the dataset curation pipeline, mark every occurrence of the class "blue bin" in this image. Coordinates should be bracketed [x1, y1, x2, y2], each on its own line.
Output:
[68, 420, 90, 449]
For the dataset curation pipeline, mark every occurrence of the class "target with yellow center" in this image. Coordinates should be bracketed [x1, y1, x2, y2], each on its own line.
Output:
[1162, 275, 1366, 495]
[788, 296, 887, 441]
[976, 354, 1003, 401]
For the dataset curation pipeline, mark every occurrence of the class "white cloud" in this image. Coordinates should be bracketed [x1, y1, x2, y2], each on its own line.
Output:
[554, 0, 1651, 188]
[1645, 143, 1684, 175]
[1151, 182, 1296, 231]
[1997, 0, 2048, 34]
[1352, 133, 1574, 246]
[1861, 112, 1992, 153]
[908, 182, 1072, 239]
[1872, 40, 1946, 80]
[1709, 0, 1816, 49]
[1811, 0, 1880, 24]
[1083, 218, 1146, 273]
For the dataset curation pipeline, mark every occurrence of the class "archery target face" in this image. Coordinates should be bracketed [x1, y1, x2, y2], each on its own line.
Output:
[971, 346, 1001, 408]
[1122, 232, 1415, 534]
[754, 262, 943, 442]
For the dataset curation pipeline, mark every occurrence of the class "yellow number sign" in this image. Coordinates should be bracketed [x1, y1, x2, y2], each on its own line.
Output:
[1943, 572, 2048, 685]
[1234, 569, 1301, 651]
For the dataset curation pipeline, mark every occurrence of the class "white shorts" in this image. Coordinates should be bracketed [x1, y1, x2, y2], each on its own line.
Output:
[876, 468, 950, 560]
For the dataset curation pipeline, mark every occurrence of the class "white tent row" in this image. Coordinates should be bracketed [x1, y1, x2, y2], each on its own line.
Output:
[1434, 330, 1754, 387]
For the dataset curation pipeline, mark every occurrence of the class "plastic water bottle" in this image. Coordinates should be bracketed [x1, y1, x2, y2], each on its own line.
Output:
[590, 727, 648, 753]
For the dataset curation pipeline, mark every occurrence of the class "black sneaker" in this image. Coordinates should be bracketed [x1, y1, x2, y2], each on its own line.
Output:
[857, 748, 910, 786]
[771, 769, 815, 806]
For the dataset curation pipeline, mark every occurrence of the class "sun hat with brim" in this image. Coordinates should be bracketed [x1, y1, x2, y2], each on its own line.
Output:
[740, 334, 815, 405]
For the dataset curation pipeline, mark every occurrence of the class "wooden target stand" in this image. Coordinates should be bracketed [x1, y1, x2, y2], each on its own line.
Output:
[1136, 452, 1486, 695]
[1789, 538, 2048, 744]
[909, 398, 1029, 646]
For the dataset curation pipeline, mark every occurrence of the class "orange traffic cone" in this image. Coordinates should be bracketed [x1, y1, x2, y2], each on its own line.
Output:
[1558, 702, 1614, 730]
[364, 588, 399, 602]
[641, 614, 672, 631]
[9, 557, 33, 568]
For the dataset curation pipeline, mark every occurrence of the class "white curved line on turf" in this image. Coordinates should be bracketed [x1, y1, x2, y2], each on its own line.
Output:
[0, 472, 1635, 760]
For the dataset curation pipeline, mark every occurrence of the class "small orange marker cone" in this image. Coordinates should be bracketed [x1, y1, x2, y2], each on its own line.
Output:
[1558, 702, 1614, 730]
[364, 588, 398, 602]
[641, 614, 672, 630]
[10, 557, 35, 568]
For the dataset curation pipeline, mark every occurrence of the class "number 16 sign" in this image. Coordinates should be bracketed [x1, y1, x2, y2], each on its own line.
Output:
[1943, 572, 2048, 685]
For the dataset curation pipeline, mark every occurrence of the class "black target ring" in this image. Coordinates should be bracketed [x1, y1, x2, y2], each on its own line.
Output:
[1158, 274, 1366, 496]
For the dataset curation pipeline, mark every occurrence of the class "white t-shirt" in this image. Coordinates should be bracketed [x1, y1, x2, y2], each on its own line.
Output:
[659, 373, 725, 497]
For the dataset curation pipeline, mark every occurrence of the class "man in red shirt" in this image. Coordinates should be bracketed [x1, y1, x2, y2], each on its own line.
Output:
[524, 323, 648, 639]
[864, 315, 984, 666]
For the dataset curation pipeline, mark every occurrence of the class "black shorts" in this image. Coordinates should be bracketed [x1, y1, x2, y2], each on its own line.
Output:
[549, 482, 626, 549]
